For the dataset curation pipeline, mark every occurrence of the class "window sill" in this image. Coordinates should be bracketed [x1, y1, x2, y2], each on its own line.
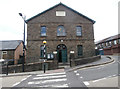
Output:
[40, 36, 47, 37]
[76, 36, 82, 37]
[57, 36, 66, 37]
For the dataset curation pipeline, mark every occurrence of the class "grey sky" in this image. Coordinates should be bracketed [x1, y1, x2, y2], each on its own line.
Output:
[0, 0, 119, 42]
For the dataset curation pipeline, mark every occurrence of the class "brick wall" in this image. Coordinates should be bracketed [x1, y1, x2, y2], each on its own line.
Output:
[2, 60, 58, 74]
[14, 42, 23, 64]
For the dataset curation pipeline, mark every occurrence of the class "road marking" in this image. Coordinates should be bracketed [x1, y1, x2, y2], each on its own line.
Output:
[21, 75, 31, 82]
[38, 84, 68, 87]
[12, 75, 32, 87]
[107, 76, 112, 78]
[33, 75, 66, 80]
[80, 76, 83, 78]
[76, 73, 80, 76]
[36, 72, 66, 77]
[12, 82, 20, 87]
[83, 82, 89, 86]
[112, 75, 117, 77]
[21, 78, 27, 82]
[28, 78, 67, 85]
[92, 78, 106, 83]
[74, 71, 77, 73]
[27, 75, 32, 78]
[42, 78, 67, 83]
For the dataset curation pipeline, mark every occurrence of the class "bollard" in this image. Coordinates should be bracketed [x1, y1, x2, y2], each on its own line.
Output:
[6, 62, 8, 75]
[44, 62, 46, 73]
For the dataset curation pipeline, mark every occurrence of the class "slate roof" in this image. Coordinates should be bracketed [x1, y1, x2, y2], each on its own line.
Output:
[95, 34, 120, 44]
[0, 40, 23, 50]
[26, 3, 95, 24]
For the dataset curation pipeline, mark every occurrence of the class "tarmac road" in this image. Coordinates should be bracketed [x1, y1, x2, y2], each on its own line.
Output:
[71, 55, 119, 87]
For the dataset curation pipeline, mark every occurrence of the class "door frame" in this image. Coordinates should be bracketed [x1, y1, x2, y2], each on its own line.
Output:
[57, 44, 67, 63]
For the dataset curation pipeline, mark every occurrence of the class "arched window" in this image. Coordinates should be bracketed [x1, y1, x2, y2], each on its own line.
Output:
[57, 26, 66, 36]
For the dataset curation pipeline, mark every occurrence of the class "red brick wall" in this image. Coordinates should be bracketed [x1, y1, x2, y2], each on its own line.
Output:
[14, 42, 23, 64]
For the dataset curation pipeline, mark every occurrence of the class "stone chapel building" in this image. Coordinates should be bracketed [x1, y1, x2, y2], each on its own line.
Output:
[26, 3, 95, 63]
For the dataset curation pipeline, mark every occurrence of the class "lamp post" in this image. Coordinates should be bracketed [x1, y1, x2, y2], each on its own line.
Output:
[19, 13, 26, 72]
[43, 40, 47, 73]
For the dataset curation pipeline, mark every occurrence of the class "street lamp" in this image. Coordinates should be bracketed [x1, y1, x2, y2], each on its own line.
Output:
[19, 13, 26, 72]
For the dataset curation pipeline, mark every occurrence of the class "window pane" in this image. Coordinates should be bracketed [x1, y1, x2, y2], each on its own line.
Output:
[76, 26, 82, 36]
[41, 26, 46, 36]
[57, 26, 66, 36]
[77, 45, 83, 56]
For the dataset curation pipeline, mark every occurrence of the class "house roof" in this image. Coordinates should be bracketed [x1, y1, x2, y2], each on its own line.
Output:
[0, 40, 23, 50]
[95, 34, 120, 44]
[26, 3, 95, 24]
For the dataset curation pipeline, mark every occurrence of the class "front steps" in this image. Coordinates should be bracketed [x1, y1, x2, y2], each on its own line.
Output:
[58, 62, 70, 69]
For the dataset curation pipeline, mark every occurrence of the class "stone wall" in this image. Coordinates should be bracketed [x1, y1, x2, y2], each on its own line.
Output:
[71, 55, 101, 67]
[1, 60, 58, 74]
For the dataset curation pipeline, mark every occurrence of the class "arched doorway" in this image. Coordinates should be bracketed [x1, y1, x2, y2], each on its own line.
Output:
[57, 44, 67, 63]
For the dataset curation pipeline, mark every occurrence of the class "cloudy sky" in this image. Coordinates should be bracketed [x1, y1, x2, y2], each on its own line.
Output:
[0, 0, 119, 42]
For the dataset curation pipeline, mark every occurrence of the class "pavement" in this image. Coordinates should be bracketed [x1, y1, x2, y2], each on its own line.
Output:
[0, 55, 114, 77]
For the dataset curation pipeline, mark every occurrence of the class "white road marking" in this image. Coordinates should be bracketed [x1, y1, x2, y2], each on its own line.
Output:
[38, 84, 68, 87]
[92, 78, 107, 83]
[80, 76, 83, 78]
[107, 76, 112, 78]
[74, 71, 77, 73]
[21, 78, 27, 82]
[27, 75, 32, 78]
[83, 82, 90, 86]
[76, 73, 80, 76]
[12, 75, 32, 87]
[42, 78, 67, 83]
[112, 75, 117, 77]
[21, 75, 31, 81]
[12, 82, 20, 87]
[36, 72, 66, 77]
[33, 75, 66, 80]
[107, 75, 117, 78]
[28, 78, 67, 85]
